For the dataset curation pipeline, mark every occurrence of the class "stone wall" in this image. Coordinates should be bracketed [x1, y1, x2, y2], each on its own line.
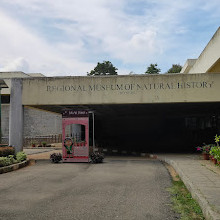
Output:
[1, 104, 10, 138]
[1, 104, 62, 138]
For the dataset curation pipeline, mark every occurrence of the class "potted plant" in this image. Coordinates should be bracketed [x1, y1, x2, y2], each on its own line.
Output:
[217, 152, 220, 165]
[196, 144, 212, 160]
[31, 142, 36, 148]
[41, 141, 47, 147]
[214, 145, 220, 165]
[90, 152, 104, 163]
[210, 146, 220, 165]
[210, 134, 220, 164]
[214, 134, 220, 146]
[209, 146, 218, 164]
[50, 153, 62, 163]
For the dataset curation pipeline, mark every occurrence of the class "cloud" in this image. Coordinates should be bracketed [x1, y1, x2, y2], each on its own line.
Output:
[0, 7, 94, 76]
[0, 57, 29, 72]
[0, 0, 219, 75]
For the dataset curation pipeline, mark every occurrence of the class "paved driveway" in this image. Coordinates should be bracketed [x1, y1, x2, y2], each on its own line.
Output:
[0, 158, 178, 220]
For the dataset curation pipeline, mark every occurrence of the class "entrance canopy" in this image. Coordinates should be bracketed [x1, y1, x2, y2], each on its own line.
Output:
[9, 73, 220, 152]
[21, 73, 220, 106]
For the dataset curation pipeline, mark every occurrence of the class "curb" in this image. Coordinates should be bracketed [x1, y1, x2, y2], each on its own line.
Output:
[24, 147, 61, 150]
[160, 157, 220, 220]
[0, 159, 34, 174]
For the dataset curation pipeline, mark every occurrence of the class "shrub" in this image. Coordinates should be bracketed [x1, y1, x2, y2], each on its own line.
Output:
[0, 157, 12, 167]
[210, 146, 218, 156]
[90, 152, 104, 163]
[41, 141, 47, 146]
[215, 134, 220, 146]
[210, 146, 220, 161]
[16, 151, 27, 162]
[8, 155, 17, 164]
[215, 149, 220, 162]
[50, 153, 62, 163]
[0, 153, 25, 168]
[0, 146, 15, 157]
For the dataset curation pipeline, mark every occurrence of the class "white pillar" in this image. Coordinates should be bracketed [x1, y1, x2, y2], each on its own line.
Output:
[9, 79, 24, 153]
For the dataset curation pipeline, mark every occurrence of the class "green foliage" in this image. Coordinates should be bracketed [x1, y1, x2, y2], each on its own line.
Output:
[167, 64, 182, 73]
[214, 134, 220, 146]
[196, 135, 220, 162]
[0, 146, 15, 157]
[168, 178, 204, 220]
[0, 157, 12, 167]
[210, 146, 220, 161]
[41, 141, 47, 146]
[209, 146, 217, 156]
[145, 63, 161, 74]
[8, 155, 17, 164]
[207, 135, 220, 161]
[215, 149, 220, 161]
[16, 151, 27, 162]
[87, 61, 118, 76]
[0, 152, 26, 167]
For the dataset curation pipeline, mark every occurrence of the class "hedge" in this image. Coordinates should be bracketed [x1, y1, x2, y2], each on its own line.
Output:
[0, 152, 27, 167]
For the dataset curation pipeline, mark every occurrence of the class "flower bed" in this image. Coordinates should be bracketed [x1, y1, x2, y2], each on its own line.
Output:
[0, 160, 29, 174]
[197, 135, 220, 165]
[0, 151, 27, 168]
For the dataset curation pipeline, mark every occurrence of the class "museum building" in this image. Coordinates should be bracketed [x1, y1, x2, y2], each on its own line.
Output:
[1, 27, 220, 154]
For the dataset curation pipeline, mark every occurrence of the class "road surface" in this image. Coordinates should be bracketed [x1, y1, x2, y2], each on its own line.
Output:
[0, 158, 179, 220]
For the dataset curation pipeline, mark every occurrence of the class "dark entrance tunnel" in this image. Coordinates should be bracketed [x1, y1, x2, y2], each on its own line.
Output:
[33, 102, 220, 153]
[91, 102, 220, 153]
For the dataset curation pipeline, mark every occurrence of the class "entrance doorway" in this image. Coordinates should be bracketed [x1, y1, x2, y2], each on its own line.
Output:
[30, 102, 220, 154]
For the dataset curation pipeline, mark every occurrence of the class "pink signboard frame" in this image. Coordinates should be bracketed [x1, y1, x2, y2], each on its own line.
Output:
[62, 111, 89, 163]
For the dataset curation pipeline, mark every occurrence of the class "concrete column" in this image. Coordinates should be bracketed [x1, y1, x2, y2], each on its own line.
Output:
[9, 79, 24, 153]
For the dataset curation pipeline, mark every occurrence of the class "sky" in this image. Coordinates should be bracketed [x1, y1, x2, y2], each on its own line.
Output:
[0, 0, 219, 76]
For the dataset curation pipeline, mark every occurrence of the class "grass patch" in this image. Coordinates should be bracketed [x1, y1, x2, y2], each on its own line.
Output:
[168, 177, 205, 220]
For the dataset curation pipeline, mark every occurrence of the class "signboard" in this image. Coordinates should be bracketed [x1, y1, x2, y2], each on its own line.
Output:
[62, 110, 89, 163]
[62, 110, 88, 118]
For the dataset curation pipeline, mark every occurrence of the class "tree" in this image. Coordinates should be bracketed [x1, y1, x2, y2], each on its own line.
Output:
[145, 63, 161, 74]
[167, 64, 182, 73]
[129, 71, 135, 75]
[87, 61, 118, 76]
